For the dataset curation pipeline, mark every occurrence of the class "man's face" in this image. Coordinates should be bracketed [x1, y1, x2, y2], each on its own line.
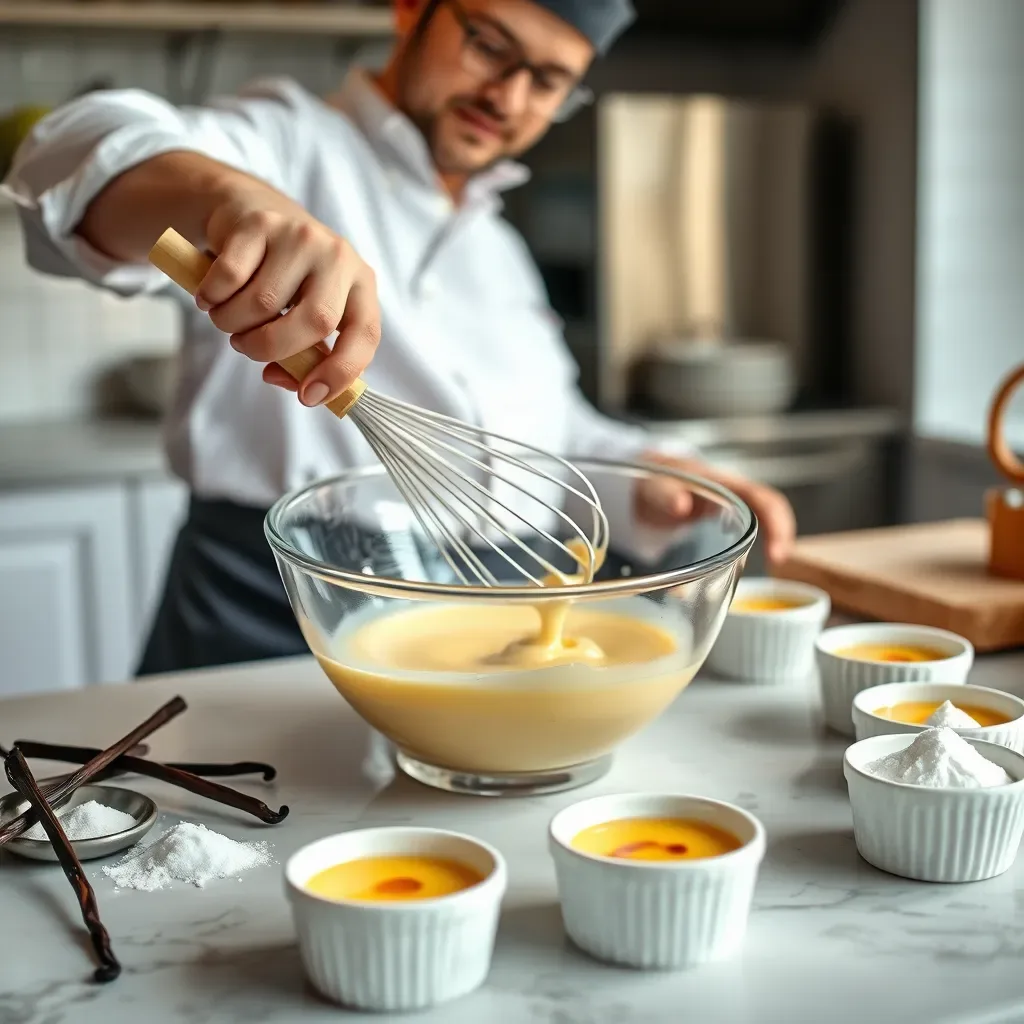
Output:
[394, 0, 594, 175]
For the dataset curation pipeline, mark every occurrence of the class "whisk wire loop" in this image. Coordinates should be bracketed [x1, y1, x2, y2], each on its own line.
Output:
[357, 400, 584, 584]
[351, 390, 608, 587]
[356, 402, 556, 585]
[363, 430, 497, 585]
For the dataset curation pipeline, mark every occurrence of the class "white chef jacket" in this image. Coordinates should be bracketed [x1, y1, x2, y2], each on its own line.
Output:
[5, 69, 688, 546]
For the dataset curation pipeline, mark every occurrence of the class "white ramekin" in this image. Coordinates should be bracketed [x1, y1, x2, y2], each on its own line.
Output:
[844, 733, 1024, 882]
[852, 681, 1024, 752]
[706, 577, 831, 682]
[284, 827, 506, 1012]
[816, 623, 974, 736]
[548, 793, 766, 970]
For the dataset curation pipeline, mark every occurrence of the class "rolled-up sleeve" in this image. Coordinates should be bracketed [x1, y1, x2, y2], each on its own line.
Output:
[2, 78, 303, 296]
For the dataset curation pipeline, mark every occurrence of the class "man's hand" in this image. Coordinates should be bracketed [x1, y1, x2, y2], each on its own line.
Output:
[77, 151, 381, 408]
[634, 452, 796, 568]
[200, 180, 381, 408]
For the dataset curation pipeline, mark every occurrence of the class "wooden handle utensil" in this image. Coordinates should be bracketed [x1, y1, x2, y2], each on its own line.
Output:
[985, 363, 1024, 580]
[147, 227, 366, 418]
[987, 363, 1024, 485]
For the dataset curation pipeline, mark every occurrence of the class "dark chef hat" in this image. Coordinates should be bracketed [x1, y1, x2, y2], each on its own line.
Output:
[533, 0, 636, 54]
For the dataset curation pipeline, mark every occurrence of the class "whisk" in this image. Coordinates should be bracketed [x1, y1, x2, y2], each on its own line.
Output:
[149, 228, 608, 588]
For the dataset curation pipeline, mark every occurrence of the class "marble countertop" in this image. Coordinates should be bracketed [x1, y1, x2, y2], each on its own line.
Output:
[2, 653, 1024, 1024]
[0, 408, 902, 491]
[0, 417, 167, 489]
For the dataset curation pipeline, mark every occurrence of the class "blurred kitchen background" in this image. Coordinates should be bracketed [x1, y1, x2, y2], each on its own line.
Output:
[0, 0, 1021, 695]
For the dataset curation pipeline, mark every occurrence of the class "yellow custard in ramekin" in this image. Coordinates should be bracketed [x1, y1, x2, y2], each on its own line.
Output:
[570, 817, 742, 861]
[874, 700, 1010, 728]
[549, 794, 767, 970]
[708, 578, 831, 682]
[305, 855, 484, 902]
[835, 643, 951, 664]
[729, 596, 813, 614]
[815, 624, 975, 737]
[285, 828, 507, 1012]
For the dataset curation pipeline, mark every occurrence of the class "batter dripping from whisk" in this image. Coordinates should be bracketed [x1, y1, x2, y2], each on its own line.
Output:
[486, 538, 609, 668]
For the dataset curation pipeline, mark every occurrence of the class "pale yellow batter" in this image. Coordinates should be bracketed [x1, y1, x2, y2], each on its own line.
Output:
[341, 603, 677, 674]
[312, 540, 695, 774]
[315, 598, 694, 774]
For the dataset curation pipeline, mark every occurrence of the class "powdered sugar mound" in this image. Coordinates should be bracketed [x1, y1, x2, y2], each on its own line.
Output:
[925, 700, 981, 729]
[866, 727, 1012, 788]
[102, 822, 273, 891]
[24, 800, 137, 841]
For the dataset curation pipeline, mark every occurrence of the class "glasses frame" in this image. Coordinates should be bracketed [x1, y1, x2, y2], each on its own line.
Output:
[432, 0, 595, 123]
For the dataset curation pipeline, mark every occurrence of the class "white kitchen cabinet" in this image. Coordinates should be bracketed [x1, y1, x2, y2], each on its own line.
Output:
[0, 485, 134, 697]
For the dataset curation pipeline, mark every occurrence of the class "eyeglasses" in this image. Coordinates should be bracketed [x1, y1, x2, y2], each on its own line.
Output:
[440, 0, 594, 122]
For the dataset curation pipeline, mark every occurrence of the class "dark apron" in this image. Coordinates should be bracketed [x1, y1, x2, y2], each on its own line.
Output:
[136, 497, 306, 676]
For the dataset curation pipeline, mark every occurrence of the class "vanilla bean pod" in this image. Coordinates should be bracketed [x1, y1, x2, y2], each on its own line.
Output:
[4, 749, 120, 983]
[14, 741, 276, 782]
[0, 697, 186, 846]
[13, 741, 288, 825]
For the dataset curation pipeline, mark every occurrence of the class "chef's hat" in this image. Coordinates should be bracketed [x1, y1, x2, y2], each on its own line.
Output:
[532, 0, 636, 54]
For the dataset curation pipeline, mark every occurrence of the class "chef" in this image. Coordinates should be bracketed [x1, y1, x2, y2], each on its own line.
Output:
[5, 0, 795, 674]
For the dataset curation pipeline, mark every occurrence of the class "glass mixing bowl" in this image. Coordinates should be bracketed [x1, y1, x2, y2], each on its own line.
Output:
[266, 459, 755, 797]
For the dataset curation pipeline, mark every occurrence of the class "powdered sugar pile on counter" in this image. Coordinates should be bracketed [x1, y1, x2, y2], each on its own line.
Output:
[24, 800, 137, 841]
[102, 822, 273, 891]
[866, 727, 1012, 788]
[925, 700, 981, 729]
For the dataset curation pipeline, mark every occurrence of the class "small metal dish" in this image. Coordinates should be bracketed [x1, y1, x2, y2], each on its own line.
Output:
[0, 783, 158, 862]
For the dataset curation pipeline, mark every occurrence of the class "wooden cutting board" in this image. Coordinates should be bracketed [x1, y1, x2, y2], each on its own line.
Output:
[774, 519, 1024, 652]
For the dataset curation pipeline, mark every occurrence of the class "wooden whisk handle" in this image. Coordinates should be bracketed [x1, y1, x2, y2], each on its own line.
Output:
[986, 364, 1024, 486]
[147, 227, 366, 419]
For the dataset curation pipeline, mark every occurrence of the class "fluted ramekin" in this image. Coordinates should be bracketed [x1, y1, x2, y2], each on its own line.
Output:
[816, 623, 974, 736]
[285, 827, 506, 1012]
[549, 793, 765, 970]
[844, 733, 1024, 882]
[852, 681, 1024, 752]
[706, 578, 830, 682]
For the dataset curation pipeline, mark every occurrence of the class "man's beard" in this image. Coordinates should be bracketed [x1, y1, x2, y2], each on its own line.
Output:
[412, 100, 510, 176]
[395, 44, 510, 176]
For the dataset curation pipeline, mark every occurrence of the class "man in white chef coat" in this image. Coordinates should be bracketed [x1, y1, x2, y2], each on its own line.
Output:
[5, 0, 795, 673]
